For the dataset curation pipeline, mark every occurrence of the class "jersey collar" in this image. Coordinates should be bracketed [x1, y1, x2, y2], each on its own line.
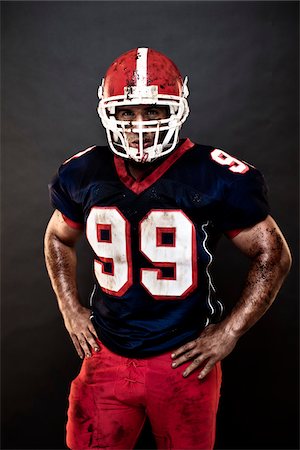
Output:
[114, 138, 195, 195]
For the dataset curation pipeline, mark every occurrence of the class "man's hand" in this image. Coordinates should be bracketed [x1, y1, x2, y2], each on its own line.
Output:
[171, 216, 291, 380]
[171, 323, 238, 379]
[62, 305, 100, 359]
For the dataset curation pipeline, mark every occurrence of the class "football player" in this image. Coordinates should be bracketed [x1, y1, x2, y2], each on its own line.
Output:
[44, 48, 291, 450]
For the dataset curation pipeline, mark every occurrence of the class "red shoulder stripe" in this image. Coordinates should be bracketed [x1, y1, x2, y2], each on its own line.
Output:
[225, 229, 243, 239]
[62, 214, 84, 230]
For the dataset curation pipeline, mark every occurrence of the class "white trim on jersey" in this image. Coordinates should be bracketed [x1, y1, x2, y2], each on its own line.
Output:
[63, 145, 97, 165]
[89, 283, 97, 308]
[201, 221, 216, 324]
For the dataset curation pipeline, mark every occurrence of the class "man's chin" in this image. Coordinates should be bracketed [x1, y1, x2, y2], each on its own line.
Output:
[129, 142, 153, 150]
[128, 157, 153, 167]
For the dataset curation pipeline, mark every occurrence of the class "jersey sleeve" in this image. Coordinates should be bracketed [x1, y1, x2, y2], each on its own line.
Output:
[216, 169, 270, 232]
[48, 165, 84, 225]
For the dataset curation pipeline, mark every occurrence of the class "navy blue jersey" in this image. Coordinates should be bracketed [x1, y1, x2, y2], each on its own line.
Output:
[49, 139, 269, 357]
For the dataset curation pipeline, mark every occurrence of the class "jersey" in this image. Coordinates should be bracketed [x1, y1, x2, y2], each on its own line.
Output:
[49, 138, 270, 357]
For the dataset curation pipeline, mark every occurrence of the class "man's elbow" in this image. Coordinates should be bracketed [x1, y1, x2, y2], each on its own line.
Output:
[280, 244, 292, 277]
[262, 234, 292, 281]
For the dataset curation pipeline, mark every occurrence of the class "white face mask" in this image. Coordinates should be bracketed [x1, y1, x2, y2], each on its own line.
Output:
[97, 80, 190, 163]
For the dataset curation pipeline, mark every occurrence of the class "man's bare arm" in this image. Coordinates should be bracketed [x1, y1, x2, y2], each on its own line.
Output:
[171, 215, 292, 378]
[44, 210, 100, 358]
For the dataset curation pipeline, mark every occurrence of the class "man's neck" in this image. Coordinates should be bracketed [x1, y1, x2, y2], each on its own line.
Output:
[127, 162, 151, 180]
[126, 159, 163, 181]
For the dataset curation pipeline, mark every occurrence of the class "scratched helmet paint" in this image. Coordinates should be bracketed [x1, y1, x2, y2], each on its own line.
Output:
[97, 47, 189, 163]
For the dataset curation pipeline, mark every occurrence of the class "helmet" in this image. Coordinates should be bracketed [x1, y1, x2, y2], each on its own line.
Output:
[97, 47, 189, 162]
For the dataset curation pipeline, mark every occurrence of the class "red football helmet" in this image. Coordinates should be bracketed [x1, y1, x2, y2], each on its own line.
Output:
[97, 47, 189, 162]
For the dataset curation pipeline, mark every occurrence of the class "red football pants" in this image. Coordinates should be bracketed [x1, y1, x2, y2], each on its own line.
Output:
[66, 342, 222, 450]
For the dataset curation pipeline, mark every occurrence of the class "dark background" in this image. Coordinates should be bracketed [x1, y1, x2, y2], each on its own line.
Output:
[1, 1, 298, 449]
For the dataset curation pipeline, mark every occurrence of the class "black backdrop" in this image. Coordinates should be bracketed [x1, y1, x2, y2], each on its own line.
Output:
[1, 2, 299, 449]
